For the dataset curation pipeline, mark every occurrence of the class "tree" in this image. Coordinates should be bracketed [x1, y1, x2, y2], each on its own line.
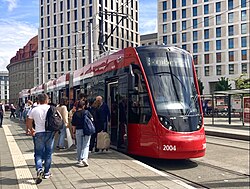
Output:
[198, 78, 204, 95]
[233, 74, 250, 89]
[215, 77, 232, 91]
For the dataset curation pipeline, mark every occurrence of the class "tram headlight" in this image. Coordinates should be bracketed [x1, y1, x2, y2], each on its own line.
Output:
[159, 116, 176, 131]
[197, 115, 203, 129]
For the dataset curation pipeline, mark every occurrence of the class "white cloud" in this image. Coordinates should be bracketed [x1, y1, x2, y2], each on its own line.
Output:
[0, 19, 38, 71]
[139, 0, 157, 34]
[2, 0, 18, 12]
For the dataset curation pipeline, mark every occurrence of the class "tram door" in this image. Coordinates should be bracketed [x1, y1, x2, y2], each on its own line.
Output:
[107, 81, 119, 147]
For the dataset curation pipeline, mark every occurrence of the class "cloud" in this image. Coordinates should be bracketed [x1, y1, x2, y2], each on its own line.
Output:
[0, 19, 38, 71]
[2, 0, 18, 11]
[139, 0, 157, 34]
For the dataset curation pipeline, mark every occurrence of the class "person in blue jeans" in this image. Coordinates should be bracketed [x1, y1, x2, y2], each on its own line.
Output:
[27, 94, 54, 184]
[72, 100, 92, 166]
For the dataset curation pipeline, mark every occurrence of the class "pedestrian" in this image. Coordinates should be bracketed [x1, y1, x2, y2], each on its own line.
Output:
[10, 104, 16, 119]
[89, 99, 101, 152]
[56, 97, 68, 150]
[26, 94, 54, 184]
[24, 100, 33, 122]
[95, 96, 110, 133]
[19, 103, 25, 121]
[0, 103, 4, 127]
[71, 100, 92, 166]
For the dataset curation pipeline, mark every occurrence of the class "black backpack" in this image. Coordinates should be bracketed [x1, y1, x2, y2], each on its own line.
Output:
[45, 105, 64, 132]
[83, 111, 95, 136]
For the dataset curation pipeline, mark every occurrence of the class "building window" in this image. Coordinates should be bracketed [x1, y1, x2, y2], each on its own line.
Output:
[193, 7, 197, 16]
[241, 0, 246, 7]
[182, 44, 187, 50]
[182, 9, 186, 18]
[163, 1, 167, 10]
[172, 22, 176, 32]
[193, 31, 198, 41]
[182, 21, 186, 30]
[242, 50, 247, 60]
[193, 55, 198, 65]
[228, 26, 234, 36]
[229, 64, 234, 75]
[228, 0, 233, 10]
[204, 17, 209, 27]
[216, 2, 221, 12]
[241, 24, 247, 34]
[229, 51, 234, 61]
[216, 65, 222, 75]
[228, 13, 234, 23]
[74, 0, 77, 8]
[89, 6, 92, 17]
[216, 15, 221, 25]
[163, 36, 167, 44]
[163, 24, 167, 33]
[205, 54, 209, 64]
[242, 63, 248, 73]
[241, 10, 247, 21]
[193, 19, 198, 28]
[216, 52, 221, 63]
[60, 1, 63, 11]
[47, 16, 50, 26]
[68, 60, 71, 71]
[204, 29, 209, 39]
[172, 34, 177, 43]
[172, 11, 176, 20]
[182, 0, 186, 6]
[241, 37, 247, 47]
[193, 0, 197, 4]
[204, 66, 209, 76]
[182, 32, 187, 42]
[216, 40, 221, 50]
[172, 0, 176, 8]
[216, 27, 221, 37]
[204, 4, 209, 14]
[228, 38, 234, 49]
[163, 13, 167, 22]
[193, 43, 198, 53]
[48, 63, 51, 73]
[204, 42, 209, 51]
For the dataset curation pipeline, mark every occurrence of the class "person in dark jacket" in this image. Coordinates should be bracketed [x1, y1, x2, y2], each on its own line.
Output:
[71, 100, 92, 166]
[95, 96, 110, 132]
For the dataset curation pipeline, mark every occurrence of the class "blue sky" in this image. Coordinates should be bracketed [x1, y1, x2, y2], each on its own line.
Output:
[0, 0, 157, 71]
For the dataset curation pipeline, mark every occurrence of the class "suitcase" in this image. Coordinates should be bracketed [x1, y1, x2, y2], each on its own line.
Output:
[97, 131, 110, 150]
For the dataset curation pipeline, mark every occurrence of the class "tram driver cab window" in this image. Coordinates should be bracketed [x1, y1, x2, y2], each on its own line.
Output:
[128, 66, 152, 124]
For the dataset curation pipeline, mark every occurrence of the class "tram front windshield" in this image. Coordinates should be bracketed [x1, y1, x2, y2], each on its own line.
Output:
[137, 47, 201, 132]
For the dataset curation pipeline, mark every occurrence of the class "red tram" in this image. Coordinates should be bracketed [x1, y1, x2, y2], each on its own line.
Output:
[19, 45, 206, 159]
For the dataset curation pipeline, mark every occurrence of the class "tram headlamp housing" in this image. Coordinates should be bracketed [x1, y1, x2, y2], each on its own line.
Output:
[197, 115, 203, 129]
[159, 116, 177, 131]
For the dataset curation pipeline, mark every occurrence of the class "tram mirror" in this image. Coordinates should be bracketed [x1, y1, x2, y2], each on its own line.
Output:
[128, 65, 135, 91]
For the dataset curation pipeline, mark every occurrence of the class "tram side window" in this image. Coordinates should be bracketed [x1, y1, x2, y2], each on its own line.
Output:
[128, 69, 152, 124]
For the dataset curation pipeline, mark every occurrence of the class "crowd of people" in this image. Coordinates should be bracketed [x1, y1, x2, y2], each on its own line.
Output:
[25, 93, 110, 184]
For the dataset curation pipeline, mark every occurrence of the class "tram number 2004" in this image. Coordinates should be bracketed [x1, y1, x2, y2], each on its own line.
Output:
[163, 145, 177, 151]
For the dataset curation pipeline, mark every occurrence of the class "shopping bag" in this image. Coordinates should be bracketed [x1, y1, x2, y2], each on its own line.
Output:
[97, 131, 110, 150]
[66, 128, 73, 148]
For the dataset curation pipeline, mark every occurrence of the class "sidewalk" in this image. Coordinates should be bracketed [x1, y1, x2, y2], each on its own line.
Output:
[204, 117, 250, 141]
[0, 116, 195, 189]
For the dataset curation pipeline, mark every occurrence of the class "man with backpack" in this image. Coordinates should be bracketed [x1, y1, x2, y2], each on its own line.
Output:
[26, 94, 55, 184]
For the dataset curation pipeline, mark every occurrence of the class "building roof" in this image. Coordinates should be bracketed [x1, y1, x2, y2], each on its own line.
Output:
[140, 33, 157, 41]
[9, 35, 38, 64]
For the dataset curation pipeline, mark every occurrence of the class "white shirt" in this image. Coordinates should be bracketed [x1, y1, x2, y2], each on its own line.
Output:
[28, 104, 50, 133]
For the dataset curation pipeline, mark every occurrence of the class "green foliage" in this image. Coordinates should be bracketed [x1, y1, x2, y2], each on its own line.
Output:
[233, 74, 250, 89]
[198, 78, 204, 95]
[215, 77, 232, 91]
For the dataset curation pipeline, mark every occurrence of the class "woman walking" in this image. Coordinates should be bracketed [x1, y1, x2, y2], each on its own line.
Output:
[56, 97, 68, 150]
[71, 100, 92, 166]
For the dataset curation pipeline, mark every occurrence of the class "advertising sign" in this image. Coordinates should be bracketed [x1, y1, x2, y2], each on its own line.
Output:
[243, 97, 250, 126]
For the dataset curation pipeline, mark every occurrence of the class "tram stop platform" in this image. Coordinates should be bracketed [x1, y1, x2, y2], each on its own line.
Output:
[1, 115, 196, 189]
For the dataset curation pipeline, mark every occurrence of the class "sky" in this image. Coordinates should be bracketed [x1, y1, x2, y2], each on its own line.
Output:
[0, 0, 157, 71]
